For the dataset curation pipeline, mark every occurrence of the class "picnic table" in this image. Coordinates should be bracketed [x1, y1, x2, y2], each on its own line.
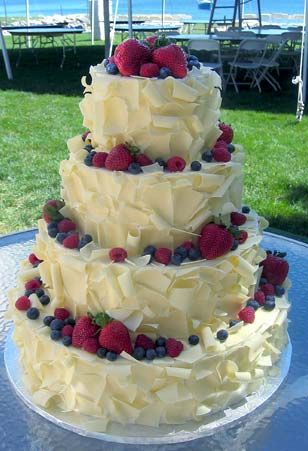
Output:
[8, 27, 84, 68]
[112, 24, 181, 40]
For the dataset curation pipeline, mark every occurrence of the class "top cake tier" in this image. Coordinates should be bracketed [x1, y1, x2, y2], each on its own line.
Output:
[80, 65, 222, 163]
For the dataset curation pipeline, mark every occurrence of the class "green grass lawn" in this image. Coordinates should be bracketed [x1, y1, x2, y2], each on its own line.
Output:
[0, 33, 307, 240]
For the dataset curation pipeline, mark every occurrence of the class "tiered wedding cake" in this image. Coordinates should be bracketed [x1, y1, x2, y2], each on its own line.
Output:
[8, 38, 290, 430]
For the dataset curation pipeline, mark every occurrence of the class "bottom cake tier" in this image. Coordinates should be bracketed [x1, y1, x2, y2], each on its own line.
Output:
[9, 292, 289, 429]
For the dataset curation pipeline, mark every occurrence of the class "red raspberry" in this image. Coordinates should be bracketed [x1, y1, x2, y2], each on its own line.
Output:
[25, 279, 41, 291]
[231, 212, 247, 226]
[154, 248, 172, 265]
[82, 130, 91, 142]
[92, 152, 108, 168]
[135, 153, 153, 166]
[238, 230, 248, 244]
[135, 334, 155, 350]
[218, 122, 234, 144]
[181, 240, 193, 250]
[61, 325, 74, 337]
[212, 146, 231, 163]
[63, 233, 79, 249]
[145, 35, 158, 48]
[166, 338, 184, 358]
[28, 253, 41, 265]
[54, 308, 70, 321]
[72, 316, 99, 348]
[261, 283, 275, 296]
[109, 247, 128, 262]
[238, 306, 255, 323]
[166, 156, 186, 172]
[15, 296, 31, 311]
[254, 290, 266, 306]
[140, 62, 160, 77]
[82, 337, 100, 354]
[57, 219, 76, 233]
[260, 253, 289, 285]
[105, 144, 134, 171]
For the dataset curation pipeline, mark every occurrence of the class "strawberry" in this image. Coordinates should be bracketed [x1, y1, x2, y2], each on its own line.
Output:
[92, 152, 108, 168]
[212, 146, 231, 163]
[154, 248, 172, 265]
[238, 230, 248, 244]
[105, 144, 134, 171]
[181, 240, 193, 250]
[114, 38, 151, 76]
[82, 130, 91, 142]
[166, 338, 184, 358]
[72, 316, 99, 348]
[200, 222, 221, 236]
[231, 212, 247, 226]
[135, 334, 155, 350]
[109, 247, 128, 262]
[198, 224, 233, 260]
[98, 320, 133, 354]
[135, 153, 153, 166]
[140, 63, 160, 77]
[145, 35, 158, 48]
[260, 254, 289, 285]
[63, 233, 79, 249]
[166, 156, 186, 172]
[54, 308, 70, 321]
[28, 253, 42, 265]
[254, 290, 266, 306]
[15, 296, 31, 311]
[43, 199, 65, 223]
[25, 278, 41, 291]
[218, 123, 234, 144]
[261, 283, 275, 297]
[238, 306, 255, 323]
[153, 44, 187, 78]
[83, 337, 100, 354]
[61, 325, 74, 337]
[57, 219, 76, 233]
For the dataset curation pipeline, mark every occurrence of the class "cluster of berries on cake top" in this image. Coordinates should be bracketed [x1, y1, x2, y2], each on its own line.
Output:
[103, 36, 202, 79]
[15, 276, 50, 320]
[82, 122, 235, 173]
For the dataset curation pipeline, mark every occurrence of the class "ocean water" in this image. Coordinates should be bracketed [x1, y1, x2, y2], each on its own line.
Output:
[0, 0, 305, 21]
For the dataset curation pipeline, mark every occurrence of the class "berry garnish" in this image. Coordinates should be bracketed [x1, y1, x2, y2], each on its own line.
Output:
[145, 349, 156, 360]
[212, 145, 231, 163]
[229, 319, 241, 328]
[155, 157, 167, 167]
[188, 247, 201, 260]
[57, 219, 76, 233]
[202, 150, 213, 162]
[166, 156, 186, 172]
[114, 38, 151, 76]
[61, 325, 74, 337]
[238, 230, 248, 244]
[82, 130, 91, 142]
[51, 330, 62, 341]
[15, 296, 31, 311]
[47, 222, 58, 238]
[216, 329, 228, 342]
[231, 212, 247, 226]
[28, 253, 41, 266]
[83, 337, 100, 354]
[25, 279, 41, 291]
[143, 245, 157, 257]
[155, 337, 166, 347]
[188, 335, 199, 345]
[158, 67, 171, 79]
[97, 348, 107, 358]
[254, 290, 266, 305]
[261, 283, 275, 297]
[92, 152, 108, 168]
[109, 247, 128, 262]
[153, 43, 187, 78]
[171, 254, 183, 265]
[99, 320, 133, 355]
[191, 161, 202, 171]
[42, 199, 65, 224]
[39, 294, 50, 306]
[78, 234, 93, 249]
[275, 285, 285, 297]
[238, 306, 255, 323]
[26, 307, 40, 320]
[264, 299, 276, 311]
[140, 62, 160, 77]
[43, 315, 55, 326]
[62, 336, 72, 346]
[64, 317, 76, 326]
[154, 248, 172, 265]
[199, 223, 233, 260]
[128, 162, 142, 174]
[106, 63, 119, 75]
[72, 316, 99, 348]
[156, 346, 166, 358]
[63, 234, 79, 249]
[105, 144, 134, 171]
[106, 351, 118, 361]
[166, 338, 183, 358]
[135, 153, 153, 166]
[218, 122, 234, 144]
[56, 232, 68, 244]
[242, 206, 250, 214]
[135, 334, 155, 350]
[246, 299, 260, 311]
[260, 253, 289, 285]
[50, 319, 64, 330]
[54, 308, 70, 321]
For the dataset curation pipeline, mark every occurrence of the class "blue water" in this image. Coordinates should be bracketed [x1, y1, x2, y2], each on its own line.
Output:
[0, 0, 305, 20]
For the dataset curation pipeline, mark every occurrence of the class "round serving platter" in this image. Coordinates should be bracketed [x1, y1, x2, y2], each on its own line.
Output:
[5, 329, 292, 445]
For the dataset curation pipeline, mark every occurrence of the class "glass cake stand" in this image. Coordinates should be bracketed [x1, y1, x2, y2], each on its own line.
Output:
[1, 229, 308, 450]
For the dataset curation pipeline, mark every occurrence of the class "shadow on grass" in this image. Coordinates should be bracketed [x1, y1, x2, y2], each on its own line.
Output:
[0, 44, 301, 114]
[266, 213, 308, 239]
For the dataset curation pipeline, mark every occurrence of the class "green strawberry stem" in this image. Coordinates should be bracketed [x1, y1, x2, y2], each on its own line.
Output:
[88, 311, 112, 328]
[44, 205, 64, 222]
[125, 142, 140, 156]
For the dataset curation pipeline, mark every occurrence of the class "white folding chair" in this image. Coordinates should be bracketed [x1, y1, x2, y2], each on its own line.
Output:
[188, 39, 224, 84]
[253, 36, 286, 91]
[280, 31, 301, 72]
[226, 38, 267, 93]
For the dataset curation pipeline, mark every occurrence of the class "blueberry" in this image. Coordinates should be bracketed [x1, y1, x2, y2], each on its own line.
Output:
[56, 232, 68, 244]
[106, 63, 119, 75]
[26, 307, 40, 320]
[47, 221, 58, 230]
[187, 62, 194, 71]
[47, 224, 58, 238]
[266, 295, 275, 302]
[64, 317, 76, 326]
[106, 351, 117, 361]
[171, 254, 183, 266]
[43, 315, 55, 326]
[155, 336, 166, 347]
[227, 143, 235, 153]
[128, 162, 142, 174]
[133, 347, 145, 361]
[97, 347, 107, 358]
[216, 329, 228, 342]
[202, 150, 213, 162]
[62, 336, 72, 346]
[275, 285, 285, 297]
[229, 319, 240, 328]
[174, 246, 188, 259]
[78, 234, 93, 249]
[231, 239, 239, 251]
[188, 335, 199, 345]
[145, 349, 156, 360]
[190, 161, 202, 171]
[50, 319, 64, 331]
[25, 289, 35, 297]
[246, 299, 260, 311]
[264, 299, 275, 311]
[155, 158, 167, 168]
[242, 205, 250, 214]
[188, 55, 198, 62]
[191, 61, 201, 69]
[259, 277, 268, 285]
[84, 144, 93, 152]
[40, 294, 50, 306]
[155, 346, 166, 358]
[51, 330, 62, 341]
[84, 154, 94, 166]
[143, 245, 157, 257]
[188, 248, 201, 261]
[35, 288, 44, 298]
[159, 67, 171, 79]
